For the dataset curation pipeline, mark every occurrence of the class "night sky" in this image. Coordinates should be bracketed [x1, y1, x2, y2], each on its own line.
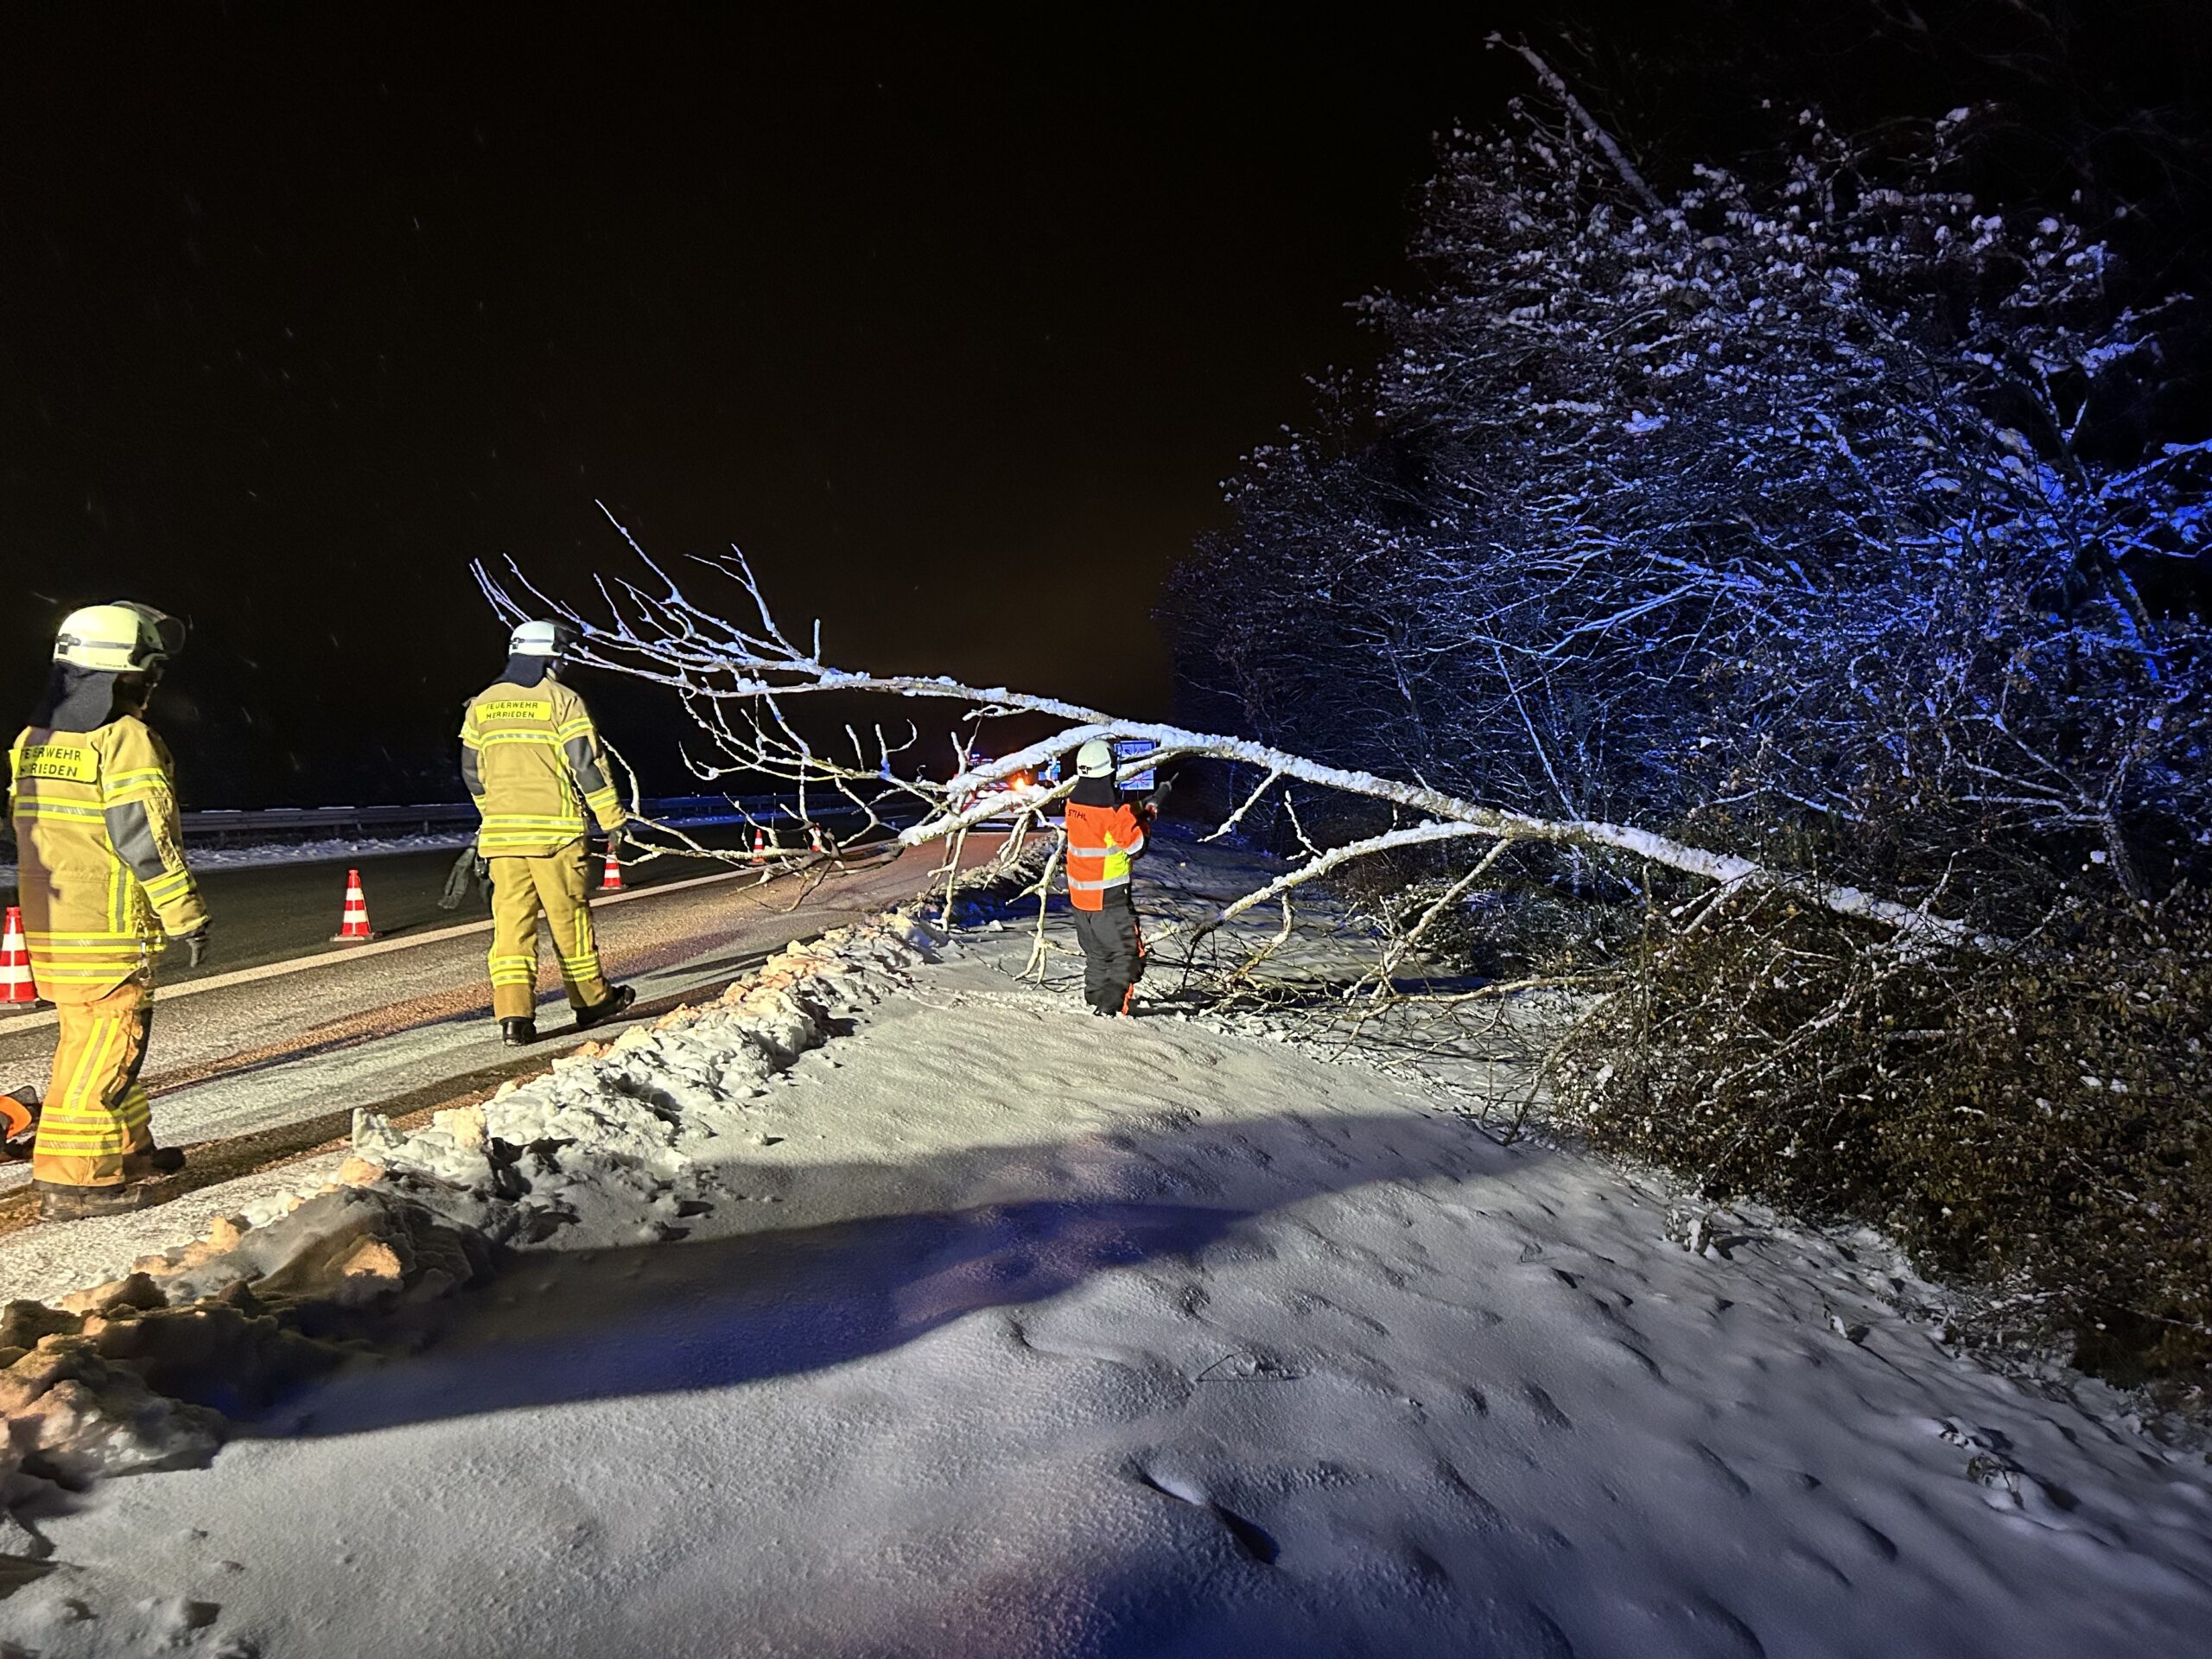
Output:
[4, 4, 2203, 804]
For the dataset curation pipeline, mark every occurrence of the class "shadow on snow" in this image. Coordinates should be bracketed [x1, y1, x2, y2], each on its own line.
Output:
[252, 1105, 1528, 1439]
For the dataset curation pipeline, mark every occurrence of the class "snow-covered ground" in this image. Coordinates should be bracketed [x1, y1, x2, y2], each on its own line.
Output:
[2, 850, 2209, 1657]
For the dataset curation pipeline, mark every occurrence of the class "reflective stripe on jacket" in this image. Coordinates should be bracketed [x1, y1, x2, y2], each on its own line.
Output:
[8, 715, 207, 1001]
[461, 677, 626, 856]
[1063, 797, 1147, 911]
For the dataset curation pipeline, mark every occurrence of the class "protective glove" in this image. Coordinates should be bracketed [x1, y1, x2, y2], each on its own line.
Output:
[177, 927, 211, 969]
[439, 843, 479, 911]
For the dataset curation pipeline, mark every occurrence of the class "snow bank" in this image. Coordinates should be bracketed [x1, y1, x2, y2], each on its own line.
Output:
[350, 911, 930, 1243]
[0, 912, 931, 1554]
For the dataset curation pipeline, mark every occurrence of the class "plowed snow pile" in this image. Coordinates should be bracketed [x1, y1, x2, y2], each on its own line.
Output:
[2, 865, 2209, 1657]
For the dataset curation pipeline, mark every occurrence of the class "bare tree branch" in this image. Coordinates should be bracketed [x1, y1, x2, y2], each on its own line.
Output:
[1485, 32, 1663, 213]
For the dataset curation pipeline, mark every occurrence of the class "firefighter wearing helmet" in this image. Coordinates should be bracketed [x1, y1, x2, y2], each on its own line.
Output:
[1062, 738, 1159, 1016]
[460, 619, 633, 1046]
[7, 602, 206, 1219]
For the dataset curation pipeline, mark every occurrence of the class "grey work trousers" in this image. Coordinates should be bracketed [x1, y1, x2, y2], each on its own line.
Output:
[1072, 898, 1144, 1014]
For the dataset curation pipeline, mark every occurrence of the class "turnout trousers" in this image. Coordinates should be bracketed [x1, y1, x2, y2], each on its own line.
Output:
[1072, 897, 1145, 1015]
[486, 846, 613, 1020]
[33, 977, 156, 1190]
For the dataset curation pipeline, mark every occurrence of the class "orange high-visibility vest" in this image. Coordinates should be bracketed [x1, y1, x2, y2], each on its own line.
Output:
[1064, 798, 1147, 911]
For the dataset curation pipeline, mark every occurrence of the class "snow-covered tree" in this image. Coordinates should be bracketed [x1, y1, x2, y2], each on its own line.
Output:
[1171, 78, 2210, 908]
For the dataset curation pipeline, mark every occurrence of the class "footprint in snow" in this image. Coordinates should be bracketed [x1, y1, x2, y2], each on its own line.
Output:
[1129, 1466, 1281, 1566]
[1522, 1382, 1575, 1432]
[1688, 1439, 1754, 1499]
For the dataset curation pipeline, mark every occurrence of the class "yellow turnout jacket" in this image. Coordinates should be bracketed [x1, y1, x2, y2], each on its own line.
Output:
[8, 715, 207, 1001]
[460, 676, 626, 855]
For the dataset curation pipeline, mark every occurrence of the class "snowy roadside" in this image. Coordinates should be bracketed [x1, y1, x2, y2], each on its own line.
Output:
[1, 851, 2209, 1656]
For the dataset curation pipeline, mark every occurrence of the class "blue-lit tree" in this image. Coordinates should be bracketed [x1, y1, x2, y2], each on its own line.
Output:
[1174, 86, 2209, 911]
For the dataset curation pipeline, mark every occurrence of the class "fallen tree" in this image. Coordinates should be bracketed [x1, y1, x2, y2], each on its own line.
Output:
[478, 516, 1989, 952]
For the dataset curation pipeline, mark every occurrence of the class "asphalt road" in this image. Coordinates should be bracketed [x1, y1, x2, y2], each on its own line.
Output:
[5, 822, 772, 988]
[0, 837, 992, 1209]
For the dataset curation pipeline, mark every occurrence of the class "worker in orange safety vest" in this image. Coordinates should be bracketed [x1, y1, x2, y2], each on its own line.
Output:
[1062, 739, 1158, 1016]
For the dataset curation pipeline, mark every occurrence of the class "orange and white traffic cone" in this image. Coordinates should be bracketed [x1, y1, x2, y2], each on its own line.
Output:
[749, 826, 767, 862]
[0, 907, 38, 1006]
[600, 845, 625, 891]
[330, 868, 378, 942]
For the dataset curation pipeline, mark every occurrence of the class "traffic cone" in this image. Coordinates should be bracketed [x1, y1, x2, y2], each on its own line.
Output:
[330, 868, 378, 942]
[0, 907, 38, 1005]
[599, 845, 625, 891]
[749, 825, 767, 862]
[808, 822, 826, 855]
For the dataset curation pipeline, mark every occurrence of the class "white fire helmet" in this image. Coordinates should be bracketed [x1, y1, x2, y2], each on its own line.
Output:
[53, 602, 187, 675]
[1075, 739, 1116, 779]
[509, 619, 584, 658]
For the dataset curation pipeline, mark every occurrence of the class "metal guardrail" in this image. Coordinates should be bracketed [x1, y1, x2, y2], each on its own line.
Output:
[178, 794, 897, 847]
[183, 803, 475, 844]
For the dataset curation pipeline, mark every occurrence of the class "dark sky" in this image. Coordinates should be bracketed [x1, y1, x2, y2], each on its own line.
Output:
[0, 5, 1553, 804]
[3, 4, 2203, 805]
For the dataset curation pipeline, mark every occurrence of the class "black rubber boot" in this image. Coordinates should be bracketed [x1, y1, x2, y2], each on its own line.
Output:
[35, 1180, 155, 1222]
[121, 1146, 188, 1180]
[573, 984, 636, 1033]
[500, 1017, 538, 1048]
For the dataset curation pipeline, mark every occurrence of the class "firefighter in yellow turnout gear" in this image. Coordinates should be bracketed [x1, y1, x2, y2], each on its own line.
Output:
[461, 620, 634, 1046]
[8, 603, 206, 1220]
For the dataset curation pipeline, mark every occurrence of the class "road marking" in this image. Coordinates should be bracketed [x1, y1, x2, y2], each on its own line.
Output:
[0, 856, 873, 1033]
